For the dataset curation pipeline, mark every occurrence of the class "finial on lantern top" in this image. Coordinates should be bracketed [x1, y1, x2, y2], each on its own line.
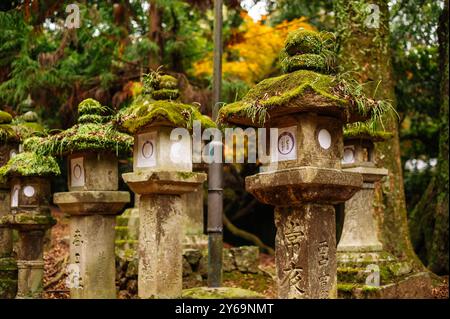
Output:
[280, 28, 336, 74]
[77, 98, 111, 124]
[143, 70, 180, 101]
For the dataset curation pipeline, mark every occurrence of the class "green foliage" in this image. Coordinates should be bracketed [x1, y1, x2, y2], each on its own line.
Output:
[0, 151, 60, 178]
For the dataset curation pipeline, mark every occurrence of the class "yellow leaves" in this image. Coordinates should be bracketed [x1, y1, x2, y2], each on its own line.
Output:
[192, 13, 315, 85]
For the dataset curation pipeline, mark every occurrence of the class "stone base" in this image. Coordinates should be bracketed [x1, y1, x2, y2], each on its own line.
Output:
[338, 272, 433, 299]
[0, 257, 17, 299]
[116, 246, 262, 298]
[183, 234, 208, 250]
[182, 287, 264, 299]
[337, 250, 433, 298]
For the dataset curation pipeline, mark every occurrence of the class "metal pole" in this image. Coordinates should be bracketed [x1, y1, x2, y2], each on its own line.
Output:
[207, 0, 223, 288]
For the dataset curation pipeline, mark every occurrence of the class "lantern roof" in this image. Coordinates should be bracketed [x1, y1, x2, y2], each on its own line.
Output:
[0, 150, 60, 179]
[0, 110, 19, 143]
[116, 73, 216, 134]
[344, 122, 393, 142]
[219, 28, 390, 127]
[32, 99, 133, 157]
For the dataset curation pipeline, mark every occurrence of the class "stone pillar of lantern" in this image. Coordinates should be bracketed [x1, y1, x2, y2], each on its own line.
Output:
[218, 29, 374, 298]
[33, 98, 133, 299]
[0, 111, 21, 298]
[182, 163, 208, 249]
[0, 150, 60, 298]
[119, 73, 213, 298]
[337, 136, 388, 255]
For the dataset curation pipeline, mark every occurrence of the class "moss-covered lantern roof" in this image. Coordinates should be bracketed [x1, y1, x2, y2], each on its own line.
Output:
[219, 28, 390, 128]
[0, 137, 60, 180]
[33, 99, 133, 157]
[116, 73, 216, 134]
[344, 122, 393, 142]
[0, 110, 20, 143]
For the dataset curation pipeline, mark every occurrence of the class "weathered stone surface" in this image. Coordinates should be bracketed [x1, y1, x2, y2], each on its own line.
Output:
[123, 171, 206, 195]
[67, 152, 119, 192]
[138, 193, 183, 298]
[0, 257, 17, 299]
[338, 272, 433, 299]
[0, 187, 17, 299]
[182, 287, 264, 299]
[337, 183, 384, 252]
[222, 249, 236, 273]
[275, 204, 336, 299]
[16, 229, 46, 298]
[53, 191, 130, 216]
[231, 246, 260, 274]
[69, 214, 117, 299]
[246, 167, 362, 206]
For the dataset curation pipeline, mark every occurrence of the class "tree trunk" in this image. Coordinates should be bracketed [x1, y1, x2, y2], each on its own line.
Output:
[149, 0, 164, 71]
[335, 0, 424, 270]
[428, 0, 449, 274]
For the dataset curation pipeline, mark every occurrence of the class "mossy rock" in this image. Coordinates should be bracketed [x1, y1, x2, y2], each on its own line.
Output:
[281, 53, 327, 73]
[182, 287, 264, 299]
[117, 96, 216, 134]
[0, 111, 13, 124]
[0, 151, 60, 178]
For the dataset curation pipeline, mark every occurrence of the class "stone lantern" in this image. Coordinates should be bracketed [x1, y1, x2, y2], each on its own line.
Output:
[337, 124, 390, 255]
[217, 29, 383, 298]
[118, 73, 215, 298]
[0, 110, 20, 298]
[37, 99, 133, 298]
[0, 146, 60, 298]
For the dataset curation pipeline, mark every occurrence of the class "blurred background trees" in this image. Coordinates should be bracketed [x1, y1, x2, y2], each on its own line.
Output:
[0, 0, 447, 274]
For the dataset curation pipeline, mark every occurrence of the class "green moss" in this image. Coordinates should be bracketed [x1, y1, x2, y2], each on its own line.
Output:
[0, 111, 13, 124]
[78, 98, 110, 117]
[152, 89, 180, 100]
[2, 212, 56, 226]
[344, 122, 393, 142]
[281, 53, 327, 73]
[219, 69, 347, 126]
[0, 151, 60, 178]
[159, 75, 178, 89]
[78, 114, 108, 124]
[284, 29, 324, 55]
[35, 122, 133, 157]
[0, 123, 19, 143]
[182, 287, 264, 299]
[337, 283, 357, 292]
[117, 96, 216, 134]
[176, 171, 197, 179]
[20, 111, 38, 122]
